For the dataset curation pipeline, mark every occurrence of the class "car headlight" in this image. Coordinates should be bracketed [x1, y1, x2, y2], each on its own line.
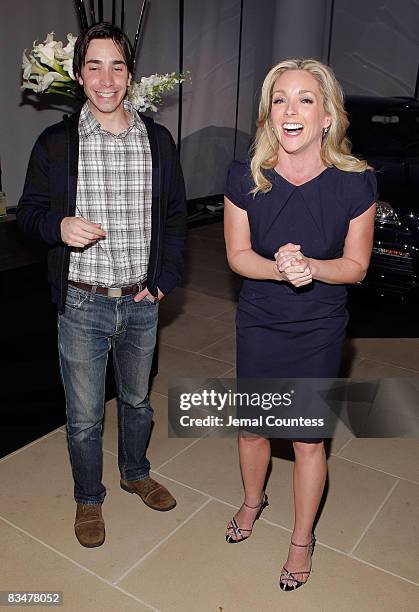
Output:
[375, 200, 401, 226]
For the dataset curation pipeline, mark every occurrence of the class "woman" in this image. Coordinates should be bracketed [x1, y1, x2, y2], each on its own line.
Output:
[223, 59, 376, 591]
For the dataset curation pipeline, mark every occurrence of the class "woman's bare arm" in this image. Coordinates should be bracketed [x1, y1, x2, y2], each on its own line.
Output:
[308, 204, 376, 283]
[224, 197, 282, 281]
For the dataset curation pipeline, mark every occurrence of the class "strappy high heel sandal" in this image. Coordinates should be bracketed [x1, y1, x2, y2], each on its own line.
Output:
[225, 494, 269, 544]
[279, 534, 316, 591]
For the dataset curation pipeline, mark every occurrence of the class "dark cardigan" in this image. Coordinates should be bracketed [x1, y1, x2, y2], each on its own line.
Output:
[17, 110, 187, 313]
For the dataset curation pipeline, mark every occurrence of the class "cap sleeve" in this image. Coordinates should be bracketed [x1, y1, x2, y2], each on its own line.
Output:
[224, 160, 248, 210]
[348, 170, 378, 220]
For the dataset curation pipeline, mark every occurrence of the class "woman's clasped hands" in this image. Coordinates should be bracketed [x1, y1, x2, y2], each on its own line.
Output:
[275, 243, 313, 287]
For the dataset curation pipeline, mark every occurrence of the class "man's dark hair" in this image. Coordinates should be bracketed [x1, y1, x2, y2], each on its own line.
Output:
[73, 22, 134, 79]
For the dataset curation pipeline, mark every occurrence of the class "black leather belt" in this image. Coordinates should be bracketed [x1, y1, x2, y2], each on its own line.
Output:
[68, 280, 143, 298]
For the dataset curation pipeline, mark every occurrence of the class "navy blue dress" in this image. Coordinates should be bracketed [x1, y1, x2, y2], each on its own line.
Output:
[224, 161, 377, 378]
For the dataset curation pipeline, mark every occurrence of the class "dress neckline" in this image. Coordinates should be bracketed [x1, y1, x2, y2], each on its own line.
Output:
[270, 165, 333, 187]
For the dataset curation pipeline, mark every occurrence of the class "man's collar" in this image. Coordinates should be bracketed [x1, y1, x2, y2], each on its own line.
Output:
[125, 99, 146, 133]
[78, 99, 146, 138]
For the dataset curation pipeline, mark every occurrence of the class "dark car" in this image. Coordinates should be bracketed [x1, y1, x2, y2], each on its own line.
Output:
[345, 95, 419, 300]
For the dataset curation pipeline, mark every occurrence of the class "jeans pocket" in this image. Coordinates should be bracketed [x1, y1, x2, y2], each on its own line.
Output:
[65, 286, 89, 310]
[143, 295, 158, 305]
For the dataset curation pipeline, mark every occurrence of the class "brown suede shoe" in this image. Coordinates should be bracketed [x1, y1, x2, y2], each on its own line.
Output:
[74, 503, 105, 548]
[120, 476, 176, 511]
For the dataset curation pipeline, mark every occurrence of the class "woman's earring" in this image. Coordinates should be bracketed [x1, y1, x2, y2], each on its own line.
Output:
[323, 126, 330, 135]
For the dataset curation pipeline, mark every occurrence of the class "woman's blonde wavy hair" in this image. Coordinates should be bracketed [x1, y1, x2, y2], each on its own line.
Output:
[250, 58, 370, 195]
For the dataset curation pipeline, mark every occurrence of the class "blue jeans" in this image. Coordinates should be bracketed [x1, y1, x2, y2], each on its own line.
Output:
[58, 284, 159, 505]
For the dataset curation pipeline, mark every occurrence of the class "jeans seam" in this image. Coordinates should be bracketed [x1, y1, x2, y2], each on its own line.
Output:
[113, 341, 128, 477]
[57, 316, 70, 435]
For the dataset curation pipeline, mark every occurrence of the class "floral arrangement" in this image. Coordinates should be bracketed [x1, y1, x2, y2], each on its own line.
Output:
[22, 32, 187, 112]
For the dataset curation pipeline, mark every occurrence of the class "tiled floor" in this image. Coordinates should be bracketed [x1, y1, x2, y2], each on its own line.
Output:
[1, 222, 419, 611]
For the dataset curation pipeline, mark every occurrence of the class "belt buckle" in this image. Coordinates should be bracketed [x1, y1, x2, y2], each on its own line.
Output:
[107, 287, 122, 298]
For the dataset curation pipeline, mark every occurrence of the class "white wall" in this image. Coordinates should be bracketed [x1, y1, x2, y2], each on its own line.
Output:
[1, 0, 419, 207]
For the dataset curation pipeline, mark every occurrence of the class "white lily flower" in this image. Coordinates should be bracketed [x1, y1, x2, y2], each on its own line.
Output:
[22, 77, 42, 92]
[22, 51, 49, 79]
[49, 71, 70, 83]
[33, 32, 59, 68]
[33, 43, 56, 68]
[24, 70, 70, 93]
[55, 34, 77, 60]
[39, 72, 58, 91]
[51, 41, 65, 59]
[22, 51, 33, 80]
[64, 33, 77, 53]
[22, 74, 51, 93]
[60, 58, 75, 80]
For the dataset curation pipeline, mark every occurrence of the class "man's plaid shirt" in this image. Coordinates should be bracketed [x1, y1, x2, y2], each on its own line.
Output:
[69, 100, 152, 287]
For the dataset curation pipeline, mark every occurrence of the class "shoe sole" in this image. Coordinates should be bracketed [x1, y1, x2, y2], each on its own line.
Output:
[75, 532, 105, 548]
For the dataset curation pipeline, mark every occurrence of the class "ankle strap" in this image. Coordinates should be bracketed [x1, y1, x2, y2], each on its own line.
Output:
[290, 535, 314, 548]
[243, 493, 265, 509]
[290, 540, 310, 548]
[243, 501, 261, 509]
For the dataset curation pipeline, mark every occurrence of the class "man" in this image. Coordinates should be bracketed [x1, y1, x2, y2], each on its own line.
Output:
[17, 23, 186, 548]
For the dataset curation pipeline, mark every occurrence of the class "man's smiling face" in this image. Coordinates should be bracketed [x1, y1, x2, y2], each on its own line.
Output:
[77, 38, 132, 121]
